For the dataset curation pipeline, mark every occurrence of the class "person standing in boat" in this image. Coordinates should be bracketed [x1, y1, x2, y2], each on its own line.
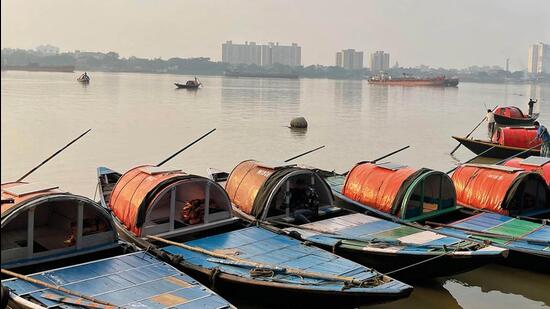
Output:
[533, 121, 550, 157]
[528, 98, 537, 116]
[486, 109, 496, 139]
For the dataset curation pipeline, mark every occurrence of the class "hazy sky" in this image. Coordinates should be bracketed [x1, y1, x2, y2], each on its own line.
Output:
[2, 0, 549, 70]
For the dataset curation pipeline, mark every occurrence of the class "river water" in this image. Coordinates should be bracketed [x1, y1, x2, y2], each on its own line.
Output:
[1, 71, 549, 308]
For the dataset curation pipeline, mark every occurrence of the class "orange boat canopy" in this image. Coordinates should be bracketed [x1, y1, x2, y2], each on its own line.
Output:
[451, 164, 549, 217]
[108, 165, 233, 236]
[1, 182, 117, 269]
[494, 106, 527, 119]
[342, 162, 456, 221]
[225, 160, 333, 221]
[493, 127, 540, 149]
[503, 156, 550, 186]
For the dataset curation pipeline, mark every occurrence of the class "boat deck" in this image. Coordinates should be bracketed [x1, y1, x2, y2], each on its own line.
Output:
[161, 226, 411, 294]
[283, 213, 504, 256]
[2, 251, 231, 308]
[439, 212, 550, 255]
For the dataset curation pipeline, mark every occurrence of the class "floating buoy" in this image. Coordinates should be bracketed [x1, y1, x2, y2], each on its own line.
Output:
[290, 117, 308, 129]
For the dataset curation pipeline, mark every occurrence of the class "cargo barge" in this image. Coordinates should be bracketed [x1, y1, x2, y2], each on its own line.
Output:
[368, 74, 459, 87]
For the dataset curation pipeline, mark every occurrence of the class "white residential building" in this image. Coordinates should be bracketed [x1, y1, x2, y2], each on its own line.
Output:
[370, 51, 390, 72]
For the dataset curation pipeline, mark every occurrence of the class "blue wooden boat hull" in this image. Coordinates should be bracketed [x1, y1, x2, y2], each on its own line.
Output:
[159, 227, 413, 307]
[2, 251, 233, 308]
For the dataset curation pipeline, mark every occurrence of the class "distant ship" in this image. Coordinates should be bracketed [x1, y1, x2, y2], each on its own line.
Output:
[1, 63, 75, 73]
[368, 74, 459, 87]
[224, 69, 299, 79]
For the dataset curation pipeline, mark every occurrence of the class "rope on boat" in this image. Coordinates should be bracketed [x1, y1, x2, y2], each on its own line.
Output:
[0, 268, 117, 308]
[384, 245, 461, 276]
[146, 235, 384, 287]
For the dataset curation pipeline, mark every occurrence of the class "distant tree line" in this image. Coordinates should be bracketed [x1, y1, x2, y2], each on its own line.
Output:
[1, 48, 548, 83]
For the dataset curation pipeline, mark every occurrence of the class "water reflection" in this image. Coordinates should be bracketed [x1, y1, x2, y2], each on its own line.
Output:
[450, 265, 550, 305]
[334, 80, 363, 106]
[369, 280, 461, 309]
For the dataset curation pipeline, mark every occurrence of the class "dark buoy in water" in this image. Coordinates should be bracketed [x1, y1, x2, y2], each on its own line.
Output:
[290, 117, 308, 129]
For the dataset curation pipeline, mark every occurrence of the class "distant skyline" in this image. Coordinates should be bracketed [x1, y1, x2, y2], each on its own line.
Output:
[2, 0, 549, 70]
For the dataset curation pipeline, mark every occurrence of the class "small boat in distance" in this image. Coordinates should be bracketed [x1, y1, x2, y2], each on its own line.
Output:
[175, 77, 201, 89]
[368, 73, 459, 87]
[76, 72, 90, 83]
[493, 106, 538, 126]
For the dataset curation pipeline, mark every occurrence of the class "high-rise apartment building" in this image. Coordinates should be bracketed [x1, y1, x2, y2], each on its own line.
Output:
[335, 49, 363, 70]
[528, 43, 550, 74]
[336, 52, 343, 67]
[222, 41, 301, 67]
[222, 41, 261, 65]
[369, 51, 390, 72]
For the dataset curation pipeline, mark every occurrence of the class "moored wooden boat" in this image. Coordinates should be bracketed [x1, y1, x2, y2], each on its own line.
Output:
[207, 162, 507, 280]
[97, 165, 413, 307]
[493, 106, 537, 126]
[451, 136, 540, 159]
[1, 181, 232, 309]
[322, 162, 550, 273]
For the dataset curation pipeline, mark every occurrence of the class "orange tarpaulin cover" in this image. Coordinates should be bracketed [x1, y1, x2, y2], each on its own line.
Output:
[451, 165, 521, 215]
[494, 106, 526, 119]
[504, 158, 550, 186]
[342, 163, 417, 215]
[1, 182, 62, 217]
[225, 160, 274, 215]
[494, 127, 540, 149]
[109, 165, 187, 236]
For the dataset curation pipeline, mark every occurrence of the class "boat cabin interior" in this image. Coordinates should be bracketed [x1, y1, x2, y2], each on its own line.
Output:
[256, 169, 344, 224]
[396, 170, 457, 221]
[142, 177, 236, 238]
[1, 183, 118, 270]
[100, 167, 238, 242]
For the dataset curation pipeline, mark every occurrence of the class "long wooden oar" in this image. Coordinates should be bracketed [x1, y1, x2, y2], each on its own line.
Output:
[450, 105, 498, 155]
[1, 269, 117, 307]
[284, 145, 325, 162]
[343, 145, 410, 176]
[16, 129, 92, 182]
[494, 143, 542, 165]
[156, 128, 216, 167]
[147, 235, 375, 286]
[446, 145, 498, 174]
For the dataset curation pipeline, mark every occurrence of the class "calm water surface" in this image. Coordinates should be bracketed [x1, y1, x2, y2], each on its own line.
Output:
[1, 71, 549, 308]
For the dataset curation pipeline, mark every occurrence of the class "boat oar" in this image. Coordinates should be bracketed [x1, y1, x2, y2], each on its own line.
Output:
[342, 145, 410, 176]
[16, 129, 92, 182]
[494, 143, 542, 165]
[146, 235, 377, 286]
[0, 269, 117, 307]
[450, 105, 498, 155]
[446, 145, 498, 174]
[284, 145, 325, 162]
[426, 221, 550, 246]
[156, 128, 216, 167]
